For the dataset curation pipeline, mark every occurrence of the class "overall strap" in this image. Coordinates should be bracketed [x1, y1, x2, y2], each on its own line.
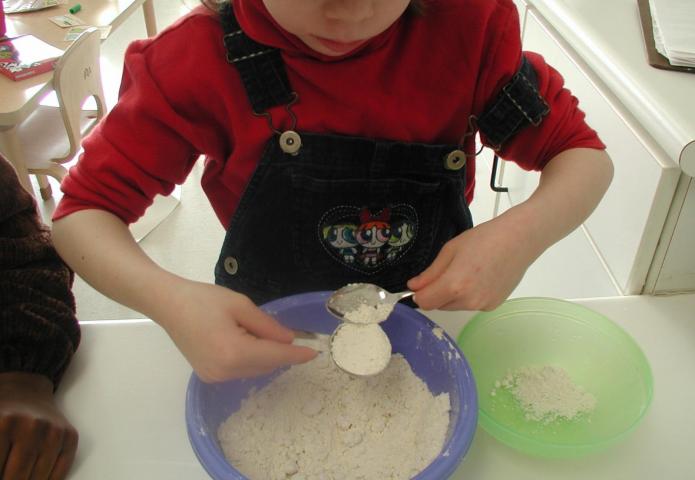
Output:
[219, 2, 294, 113]
[477, 55, 550, 149]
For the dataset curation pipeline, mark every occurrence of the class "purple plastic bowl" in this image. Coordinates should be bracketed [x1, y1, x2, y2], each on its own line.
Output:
[186, 291, 478, 480]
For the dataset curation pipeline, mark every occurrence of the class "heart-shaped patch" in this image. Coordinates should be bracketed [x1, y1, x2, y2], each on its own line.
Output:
[318, 204, 418, 274]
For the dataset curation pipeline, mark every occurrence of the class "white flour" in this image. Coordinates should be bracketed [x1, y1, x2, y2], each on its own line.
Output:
[343, 303, 395, 324]
[491, 365, 596, 423]
[432, 327, 445, 340]
[218, 354, 450, 480]
[331, 323, 392, 376]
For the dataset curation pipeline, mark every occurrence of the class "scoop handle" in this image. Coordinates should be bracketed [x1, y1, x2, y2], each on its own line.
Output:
[292, 330, 330, 352]
[388, 290, 416, 303]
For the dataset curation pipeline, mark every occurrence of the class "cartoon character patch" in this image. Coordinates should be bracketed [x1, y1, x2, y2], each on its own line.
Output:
[322, 224, 358, 264]
[319, 204, 418, 273]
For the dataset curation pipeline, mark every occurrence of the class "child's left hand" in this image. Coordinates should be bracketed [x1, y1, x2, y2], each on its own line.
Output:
[408, 148, 614, 312]
[407, 214, 537, 311]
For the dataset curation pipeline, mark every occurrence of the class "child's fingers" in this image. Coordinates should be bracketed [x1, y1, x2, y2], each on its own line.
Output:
[407, 249, 457, 308]
[48, 430, 78, 480]
[235, 301, 294, 344]
[0, 438, 9, 477]
[411, 273, 462, 310]
[243, 339, 318, 374]
[3, 442, 37, 480]
[407, 243, 456, 292]
[30, 430, 63, 480]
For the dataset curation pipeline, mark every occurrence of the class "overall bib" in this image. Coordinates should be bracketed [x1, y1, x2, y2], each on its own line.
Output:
[214, 5, 549, 306]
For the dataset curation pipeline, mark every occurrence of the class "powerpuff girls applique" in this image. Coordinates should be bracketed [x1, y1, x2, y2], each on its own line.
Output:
[319, 205, 418, 274]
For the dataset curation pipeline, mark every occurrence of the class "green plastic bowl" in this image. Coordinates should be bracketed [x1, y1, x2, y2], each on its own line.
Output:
[457, 297, 653, 458]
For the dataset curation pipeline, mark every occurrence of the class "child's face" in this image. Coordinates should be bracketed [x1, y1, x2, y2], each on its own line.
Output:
[262, 0, 410, 56]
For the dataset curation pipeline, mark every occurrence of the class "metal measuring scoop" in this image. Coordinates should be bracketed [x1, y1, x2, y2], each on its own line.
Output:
[326, 283, 415, 324]
[293, 324, 392, 377]
[292, 329, 332, 352]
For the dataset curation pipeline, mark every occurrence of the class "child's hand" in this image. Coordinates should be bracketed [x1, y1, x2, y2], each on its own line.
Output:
[0, 372, 78, 480]
[153, 280, 318, 383]
[408, 149, 614, 312]
[407, 215, 535, 312]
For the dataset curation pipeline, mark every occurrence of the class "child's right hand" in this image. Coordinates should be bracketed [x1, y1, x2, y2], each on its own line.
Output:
[52, 210, 316, 383]
[152, 280, 318, 383]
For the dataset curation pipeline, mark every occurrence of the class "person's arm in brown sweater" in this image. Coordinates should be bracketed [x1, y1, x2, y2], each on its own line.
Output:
[0, 156, 80, 480]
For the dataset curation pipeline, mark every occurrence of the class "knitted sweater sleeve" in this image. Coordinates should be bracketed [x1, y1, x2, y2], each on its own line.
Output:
[0, 156, 81, 388]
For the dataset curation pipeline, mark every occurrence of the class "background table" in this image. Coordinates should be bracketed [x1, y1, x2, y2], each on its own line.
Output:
[0, 0, 156, 192]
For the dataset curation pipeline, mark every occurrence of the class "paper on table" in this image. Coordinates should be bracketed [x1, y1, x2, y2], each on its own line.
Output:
[649, 0, 695, 67]
[2, 0, 64, 14]
[49, 12, 84, 27]
[64, 24, 110, 41]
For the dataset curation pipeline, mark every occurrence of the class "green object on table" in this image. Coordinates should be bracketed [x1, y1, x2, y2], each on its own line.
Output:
[457, 297, 653, 458]
[69, 3, 81, 14]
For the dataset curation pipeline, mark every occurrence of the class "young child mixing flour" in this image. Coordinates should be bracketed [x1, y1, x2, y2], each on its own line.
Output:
[52, 0, 613, 383]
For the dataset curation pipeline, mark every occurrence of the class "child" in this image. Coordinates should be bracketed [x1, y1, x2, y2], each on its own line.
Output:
[0, 155, 80, 480]
[52, 0, 613, 383]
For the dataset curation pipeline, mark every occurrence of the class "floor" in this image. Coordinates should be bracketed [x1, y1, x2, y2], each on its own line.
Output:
[31, 0, 620, 321]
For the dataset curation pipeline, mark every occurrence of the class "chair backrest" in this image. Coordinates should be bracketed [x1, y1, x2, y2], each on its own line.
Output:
[52, 27, 106, 164]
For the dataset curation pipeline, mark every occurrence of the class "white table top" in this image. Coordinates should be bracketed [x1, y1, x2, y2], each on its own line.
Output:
[525, 0, 695, 176]
[57, 293, 695, 479]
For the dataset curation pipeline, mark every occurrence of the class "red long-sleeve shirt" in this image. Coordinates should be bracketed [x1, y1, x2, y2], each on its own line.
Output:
[55, 0, 604, 229]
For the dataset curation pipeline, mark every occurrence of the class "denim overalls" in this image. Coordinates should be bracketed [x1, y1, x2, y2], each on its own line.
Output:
[214, 4, 549, 305]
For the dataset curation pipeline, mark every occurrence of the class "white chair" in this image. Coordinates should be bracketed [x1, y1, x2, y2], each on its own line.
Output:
[17, 27, 106, 200]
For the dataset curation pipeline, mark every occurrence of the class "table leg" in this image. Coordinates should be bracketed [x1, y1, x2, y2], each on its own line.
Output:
[0, 126, 34, 197]
[142, 0, 157, 37]
[36, 174, 53, 200]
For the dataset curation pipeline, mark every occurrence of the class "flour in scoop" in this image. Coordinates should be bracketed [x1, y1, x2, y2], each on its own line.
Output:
[331, 323, 392, 376]
[491, 365, 596, 423]
[343, 302, 395, 324]
[218, 354, 451, 480]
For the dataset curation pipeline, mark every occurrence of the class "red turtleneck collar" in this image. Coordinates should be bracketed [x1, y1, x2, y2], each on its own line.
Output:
[231, 0, 403, 62]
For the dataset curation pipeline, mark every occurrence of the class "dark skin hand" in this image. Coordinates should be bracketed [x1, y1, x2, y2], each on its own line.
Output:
[0, 372, 78, 480]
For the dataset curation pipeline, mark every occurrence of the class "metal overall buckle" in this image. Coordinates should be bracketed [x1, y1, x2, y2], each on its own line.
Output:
[253, 92, 302, 155]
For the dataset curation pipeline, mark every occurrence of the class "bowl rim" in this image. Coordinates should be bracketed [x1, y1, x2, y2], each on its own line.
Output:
[186, 290, 479, 479]
[456, 296, 654, 455]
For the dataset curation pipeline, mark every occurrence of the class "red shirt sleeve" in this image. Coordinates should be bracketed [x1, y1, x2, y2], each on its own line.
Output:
[54, 29, 206, 224]
[474, 1, 605, 172]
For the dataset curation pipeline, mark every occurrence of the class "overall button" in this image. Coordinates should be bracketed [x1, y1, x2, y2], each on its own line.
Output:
[279, 130, 302, 155]
[444, 150, 466, 170]
[223, 256, 239, 275]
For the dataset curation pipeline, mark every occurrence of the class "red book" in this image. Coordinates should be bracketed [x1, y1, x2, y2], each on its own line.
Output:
[0, 34, 63, 81]
[1, 1, 7, 38]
